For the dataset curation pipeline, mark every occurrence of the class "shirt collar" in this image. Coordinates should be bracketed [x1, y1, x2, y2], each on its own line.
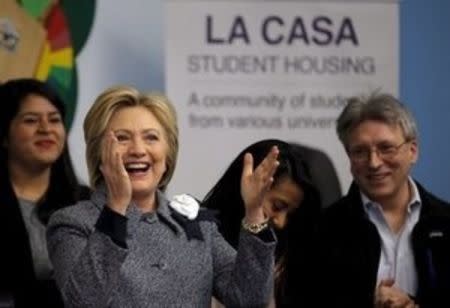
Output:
[361, 177, 422, 214]
[154, 190, 183, 234]
[91, 183, 182, 234]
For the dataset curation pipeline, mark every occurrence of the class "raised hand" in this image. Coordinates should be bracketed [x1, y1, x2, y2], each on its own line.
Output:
[241, 145, 279, 224]
[100, 131, 132, 215]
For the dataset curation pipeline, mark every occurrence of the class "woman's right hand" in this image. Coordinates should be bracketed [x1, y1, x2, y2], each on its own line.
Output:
[100, 131, 132, 215]
[241, 145, 279, 224]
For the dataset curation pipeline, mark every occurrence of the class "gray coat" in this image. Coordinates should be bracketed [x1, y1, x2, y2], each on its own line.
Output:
[47, 186, 275, 307]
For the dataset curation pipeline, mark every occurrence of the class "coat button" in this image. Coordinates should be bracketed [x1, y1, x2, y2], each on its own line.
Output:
[158, 262, 168, 270]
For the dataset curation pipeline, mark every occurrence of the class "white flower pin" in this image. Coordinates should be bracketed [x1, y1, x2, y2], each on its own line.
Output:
[169, 194, 200, 220]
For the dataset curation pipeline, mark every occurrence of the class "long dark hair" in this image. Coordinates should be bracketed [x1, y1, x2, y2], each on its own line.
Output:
[0, 78, 89, 223]
[202, 139, 321, 306]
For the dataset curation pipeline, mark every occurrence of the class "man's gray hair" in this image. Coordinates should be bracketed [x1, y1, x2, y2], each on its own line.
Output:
[336, 92, 418, 148]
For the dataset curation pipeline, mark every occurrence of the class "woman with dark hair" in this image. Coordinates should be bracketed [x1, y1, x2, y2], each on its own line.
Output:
[0, 78, 90, 307]
[203, 139, 322, 307]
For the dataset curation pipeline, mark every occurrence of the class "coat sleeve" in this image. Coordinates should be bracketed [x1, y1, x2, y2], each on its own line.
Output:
[47, 205, 128, 308]
[211, 223, 276, 307]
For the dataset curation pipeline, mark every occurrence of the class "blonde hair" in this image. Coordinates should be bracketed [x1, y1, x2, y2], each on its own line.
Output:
[83, 85, 178, 190]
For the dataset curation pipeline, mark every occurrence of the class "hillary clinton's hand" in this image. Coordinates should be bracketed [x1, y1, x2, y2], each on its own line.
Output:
[240, 145, 279, 225]
[100, 131, 132, 215]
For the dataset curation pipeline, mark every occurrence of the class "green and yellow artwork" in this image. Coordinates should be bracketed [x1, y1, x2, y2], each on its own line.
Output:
[10, 0, 96, 129]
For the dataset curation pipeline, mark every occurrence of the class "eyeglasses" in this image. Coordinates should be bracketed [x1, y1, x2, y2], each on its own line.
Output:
[348, 140, 410, 164]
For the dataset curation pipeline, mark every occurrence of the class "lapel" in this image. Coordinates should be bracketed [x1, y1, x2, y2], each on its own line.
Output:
[0, 167, 36, 285]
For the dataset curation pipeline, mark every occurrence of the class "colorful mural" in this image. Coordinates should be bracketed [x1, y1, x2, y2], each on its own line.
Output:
[18, 0, 95, 128]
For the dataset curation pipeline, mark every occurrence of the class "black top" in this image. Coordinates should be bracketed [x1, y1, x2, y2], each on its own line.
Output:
[0, 167, 90, 308]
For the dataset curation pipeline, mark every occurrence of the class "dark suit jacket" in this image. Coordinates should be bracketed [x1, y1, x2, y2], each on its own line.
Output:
[0, 185, 62, 307]
[317, 181, 450, 308]
[0, 171, 90, 308]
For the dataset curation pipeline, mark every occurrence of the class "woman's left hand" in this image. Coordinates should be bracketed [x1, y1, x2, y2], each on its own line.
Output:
[240, 146, 279, 224]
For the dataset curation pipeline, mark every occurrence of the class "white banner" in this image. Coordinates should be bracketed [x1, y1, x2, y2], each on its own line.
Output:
[166, 0, 398, 199]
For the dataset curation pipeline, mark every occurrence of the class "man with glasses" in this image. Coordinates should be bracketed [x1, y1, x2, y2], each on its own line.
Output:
[315, 93, 450, 308]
